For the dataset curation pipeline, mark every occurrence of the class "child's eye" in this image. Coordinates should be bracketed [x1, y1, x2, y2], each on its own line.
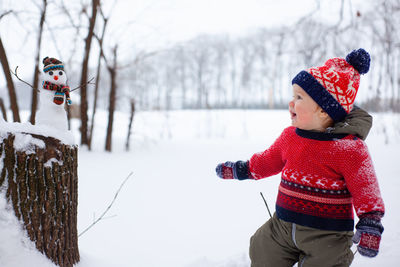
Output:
[293, 94, 302, 100]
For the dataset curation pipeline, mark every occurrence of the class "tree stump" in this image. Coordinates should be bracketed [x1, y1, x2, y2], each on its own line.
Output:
[0, 132, 79, 267]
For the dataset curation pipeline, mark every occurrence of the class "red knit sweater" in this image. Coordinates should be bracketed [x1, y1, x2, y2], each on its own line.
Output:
[249, 126, 385, 231]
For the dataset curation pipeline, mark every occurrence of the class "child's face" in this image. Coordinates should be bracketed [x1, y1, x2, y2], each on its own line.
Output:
[289, 84, 327, 131]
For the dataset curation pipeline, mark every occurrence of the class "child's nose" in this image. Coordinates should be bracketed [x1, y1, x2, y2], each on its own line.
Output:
[289, 100, 294, 108]
[54, 76, 59, 81]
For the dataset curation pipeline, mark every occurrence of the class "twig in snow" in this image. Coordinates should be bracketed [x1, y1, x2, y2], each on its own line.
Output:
[260, 192, 272, 218]
[78, 171, 133, 237]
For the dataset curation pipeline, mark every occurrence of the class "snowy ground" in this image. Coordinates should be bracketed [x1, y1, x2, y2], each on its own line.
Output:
[1, 109, 400, 267]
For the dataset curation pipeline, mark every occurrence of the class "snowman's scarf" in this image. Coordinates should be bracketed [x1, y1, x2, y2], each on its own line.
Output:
[42, 81, 72, 105]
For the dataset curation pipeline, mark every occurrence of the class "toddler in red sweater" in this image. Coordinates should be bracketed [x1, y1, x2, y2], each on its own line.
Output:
[216, 49, 384, 267]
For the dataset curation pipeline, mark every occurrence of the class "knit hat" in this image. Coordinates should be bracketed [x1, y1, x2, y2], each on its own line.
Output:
[43, 57, 64, 73]
[292, 48, 370, 122]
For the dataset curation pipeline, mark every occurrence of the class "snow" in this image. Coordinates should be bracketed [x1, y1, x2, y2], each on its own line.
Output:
[13, 133, 45, 154]
[0, 109, 399, 266]
[44, 158, 64, 168]
[0, 195, 55, 267]
[0, 120, 75, 146]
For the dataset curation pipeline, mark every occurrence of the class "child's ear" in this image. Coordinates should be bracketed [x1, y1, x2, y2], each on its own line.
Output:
[319, 109, 329, 119]
[319, 109, 334, 125]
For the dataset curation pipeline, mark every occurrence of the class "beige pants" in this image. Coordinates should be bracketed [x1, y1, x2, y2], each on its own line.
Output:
[249, 213, 354, 267]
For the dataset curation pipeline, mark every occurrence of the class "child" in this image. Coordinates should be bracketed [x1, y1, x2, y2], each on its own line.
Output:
[216, 48, 385, 267]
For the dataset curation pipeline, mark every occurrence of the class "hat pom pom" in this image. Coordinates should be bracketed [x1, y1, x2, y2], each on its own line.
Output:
[345, 48, 370, 74]
[42, 56, 49, 65]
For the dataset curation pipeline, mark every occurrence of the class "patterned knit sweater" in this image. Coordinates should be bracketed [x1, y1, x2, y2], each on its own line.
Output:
[249, 126, 385, 231]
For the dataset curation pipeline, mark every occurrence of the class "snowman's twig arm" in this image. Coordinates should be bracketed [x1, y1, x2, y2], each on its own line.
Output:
[11, 66, 40, 92]
[71, 77, 95, 92]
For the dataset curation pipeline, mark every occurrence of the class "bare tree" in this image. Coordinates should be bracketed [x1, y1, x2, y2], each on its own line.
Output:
[0, 36, 20, 122]
[175, 46, 189, 108]
[105, 45, 118, 152]
[88, 5, 109, 150]
[0, 97, 7, 121]
[30, 0, 48, 124]
[80, 0, 99, 146]
[188, 36, 212, 109]
[212, 38, 228, 107]
[125, 100, 135, 151]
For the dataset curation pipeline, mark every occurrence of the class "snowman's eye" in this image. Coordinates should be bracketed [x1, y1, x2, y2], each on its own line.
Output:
[49, 71, 53, 75]
[59, 71, 63, 75]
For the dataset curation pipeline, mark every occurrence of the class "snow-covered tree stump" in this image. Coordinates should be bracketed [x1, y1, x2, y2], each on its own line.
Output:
[0, 132, 79, 267]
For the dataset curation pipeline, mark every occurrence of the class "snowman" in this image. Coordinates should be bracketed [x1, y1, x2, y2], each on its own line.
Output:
[36, 57, 72, 131]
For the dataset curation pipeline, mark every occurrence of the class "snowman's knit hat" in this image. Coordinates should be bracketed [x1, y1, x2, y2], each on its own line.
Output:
[43, 57, 64, 73]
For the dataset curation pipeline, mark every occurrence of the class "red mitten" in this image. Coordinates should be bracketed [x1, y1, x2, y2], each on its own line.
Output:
[215, 161, 252, 180]
[216, 161, 234, 179]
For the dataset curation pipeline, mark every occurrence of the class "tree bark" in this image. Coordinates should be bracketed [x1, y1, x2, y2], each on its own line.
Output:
[0, 36, 20, 122]
[105, 46, 117, 152]
[88, 14, 108, 150]
[0, 132, 79, 267]
[30, 0, 47, 125]
[0, 97, 7, 121]
[80, 0, 99, 146]
[125, 100, 135, 151]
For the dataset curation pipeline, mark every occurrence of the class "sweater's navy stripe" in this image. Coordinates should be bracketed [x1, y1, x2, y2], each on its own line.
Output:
[276, 205, 354, 231]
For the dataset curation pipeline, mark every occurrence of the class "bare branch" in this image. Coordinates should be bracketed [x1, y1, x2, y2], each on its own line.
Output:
[60, 0, 82, 29]
[71, 76, 96, 92]
[78, 171, 133, 237]
[295, 0, 321, 25]
[260, 192, 272, 218]
[30, 0, 42, 10]
[117, 50, 159, 70]
[44, 20, 64, 59]
[11, 66, 39, 92]
[0, 10, 13, 21]
[58, 0, 85, 65]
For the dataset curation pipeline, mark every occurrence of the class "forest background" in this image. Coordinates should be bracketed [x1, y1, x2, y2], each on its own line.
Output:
[1, 0, 399, 152]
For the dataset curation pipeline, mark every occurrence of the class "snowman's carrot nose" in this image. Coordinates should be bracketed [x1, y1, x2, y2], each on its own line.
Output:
[54, 76, 59, 81]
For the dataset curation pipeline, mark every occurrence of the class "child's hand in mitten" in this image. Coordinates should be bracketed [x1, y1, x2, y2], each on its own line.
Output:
[216, 161, 253, 180]
[216, 161, 235, 179]
[352, 212, 384, 257]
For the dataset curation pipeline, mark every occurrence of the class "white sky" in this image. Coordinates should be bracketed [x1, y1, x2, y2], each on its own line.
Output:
[0, 0, 368, 54]
[110, 0, 367, 49]
[0, 0, 369, 89]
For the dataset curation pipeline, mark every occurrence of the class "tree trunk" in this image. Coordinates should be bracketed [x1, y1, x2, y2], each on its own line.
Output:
[30, 0, 47, 125]
[0, 97, 7, 121]
[0, 132, 79, 267]
[88, 15, 108, 150]
[125, 100, 135, 151]
[80, 0, 99, 146]
[0, 36, 20, 122]
[105, 46, 117, 152]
